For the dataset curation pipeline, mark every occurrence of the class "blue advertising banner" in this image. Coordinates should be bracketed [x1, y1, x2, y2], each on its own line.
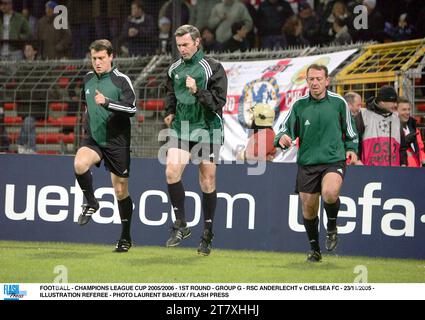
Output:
[0, 154, 424, 259]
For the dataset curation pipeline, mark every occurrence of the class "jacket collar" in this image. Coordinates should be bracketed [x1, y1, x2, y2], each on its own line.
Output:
[95, 66, 116, 79]
[183, 49, 204, 65]
[309, 90, 329, 103]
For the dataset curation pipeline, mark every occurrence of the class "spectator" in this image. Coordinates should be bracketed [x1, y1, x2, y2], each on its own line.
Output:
[344, 91, 363, 117]
[237, 103, 276, 161]
[332, 17, 352, 45]
[282, 16, 309, 47]
[0, 106, 10, 152]
[159, 0, 193, 27]
[354, 85, 407, 166]
[298, 1, 320, 45]
[23, 41, 40, 60]
[21, 3, 37, 39]
[320, 1, 350, 44]
[221, 21, 249, 53]
[36, 1, 72, 59]
[157, 16, 172, 55]
[257, 0, 293, 50]
[201, 27, 222, 54]
[208, 0, 253, 43]
[189, 0, 220, 31]
[397, 97, 425, 167]
[120, 0, 155, 57]
[0, 0, 31, 60]
[67, 0, 93, 58]
[240, 0, 258, 49]
[385, 12, 415, 42]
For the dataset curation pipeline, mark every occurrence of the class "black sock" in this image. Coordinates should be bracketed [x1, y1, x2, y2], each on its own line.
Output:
[324, 198, 340, 231]
[118, 196, 133, 241]
[203, 190, 217, 232]
[168, 181, 186, 226]
[304, 217, 320, 252]
[75, 170, 98, 207]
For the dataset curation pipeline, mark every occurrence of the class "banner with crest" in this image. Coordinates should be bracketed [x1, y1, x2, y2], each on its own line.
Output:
[220, 49, 358, 162]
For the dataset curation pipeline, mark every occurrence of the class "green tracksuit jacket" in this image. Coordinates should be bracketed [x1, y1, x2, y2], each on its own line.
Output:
[82, 67, 136, 146]
[165, 50, 228, 145]
[274, 91, 358, 165]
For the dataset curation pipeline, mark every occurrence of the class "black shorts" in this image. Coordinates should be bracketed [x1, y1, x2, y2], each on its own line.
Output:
[82, 136, 131, 178]
[167, 136, 221, 164]
[296, 161, 346, 194]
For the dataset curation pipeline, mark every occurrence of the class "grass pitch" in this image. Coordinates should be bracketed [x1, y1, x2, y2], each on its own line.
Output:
[0, 241, 424, 283]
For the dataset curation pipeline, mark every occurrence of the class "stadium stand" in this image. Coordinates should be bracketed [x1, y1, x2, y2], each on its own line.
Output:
[1, 39, 424, 157]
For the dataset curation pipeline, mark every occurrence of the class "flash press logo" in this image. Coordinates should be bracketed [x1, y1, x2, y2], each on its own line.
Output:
[3, 285, 27, 300]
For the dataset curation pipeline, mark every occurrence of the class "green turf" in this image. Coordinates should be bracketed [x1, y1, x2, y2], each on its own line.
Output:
[0, 241, 424, 283]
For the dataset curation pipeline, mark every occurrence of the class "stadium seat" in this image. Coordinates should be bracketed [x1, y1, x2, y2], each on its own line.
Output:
[48, 116, 77, 127]
[139, 99, 165, 111]
[416, 104, 425, 112]
[49, 102, 69, 111]
[414, 115, 422, 124]
[3, 102, 17, 110]
[4, 116, 23, 124]
[58, 77, 70, 88]
[62, 133, 75, 144]
[36, 133, 62, 144]
[137, 115, 145, 123]
[36, 132, 75, 144]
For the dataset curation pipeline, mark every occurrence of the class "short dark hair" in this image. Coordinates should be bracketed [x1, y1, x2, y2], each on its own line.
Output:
[306, 64, 329, 78]
[231, 21, 244, 35]
[89, 39, 113, 56]
[132, 0, 144, 11]
[397, 97, 411, 105]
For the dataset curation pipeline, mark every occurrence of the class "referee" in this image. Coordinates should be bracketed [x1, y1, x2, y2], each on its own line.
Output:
[274, 64, 358, 262]
[74, 39, 137, 253]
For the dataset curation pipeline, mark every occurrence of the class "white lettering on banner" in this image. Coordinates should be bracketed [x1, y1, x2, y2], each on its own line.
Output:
[381, 199, 415, 237]
[288, 182, 418, 237]
[93, 188, 121, 224]
[69, 180, 83, 222]
[139, 190, 168, 226]
[37, 186, 69, 222]
[217, 193, 255, 230]
[359, 183, 382, 235]
[5, 184, 36, 221]
[1, 182, 420, 237]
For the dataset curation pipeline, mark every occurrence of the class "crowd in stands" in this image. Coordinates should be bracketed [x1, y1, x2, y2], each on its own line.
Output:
[1, 0, 425, 60]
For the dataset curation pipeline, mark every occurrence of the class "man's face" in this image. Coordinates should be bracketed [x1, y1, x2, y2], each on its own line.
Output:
[350, 95, 363, 116]
[91, 49, 113, 74]
[0, 1, 13, 14]
[131, 4, 142, 17]
[176, 33, 200, 60]
[397, 102, 411, 123]
[379, 101, 397, 113]
[24, 45, 37, 60]
[306, 68, 329, 99]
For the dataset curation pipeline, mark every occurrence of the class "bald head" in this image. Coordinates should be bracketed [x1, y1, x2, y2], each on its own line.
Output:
[344, 92, 362, 116]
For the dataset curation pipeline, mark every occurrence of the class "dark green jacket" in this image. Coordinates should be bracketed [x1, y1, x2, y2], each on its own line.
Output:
[82, 67, 136, 147]
[165, 50, 228, 145]
[274, 91, 358, 165]
[0, 12, 31, 52]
